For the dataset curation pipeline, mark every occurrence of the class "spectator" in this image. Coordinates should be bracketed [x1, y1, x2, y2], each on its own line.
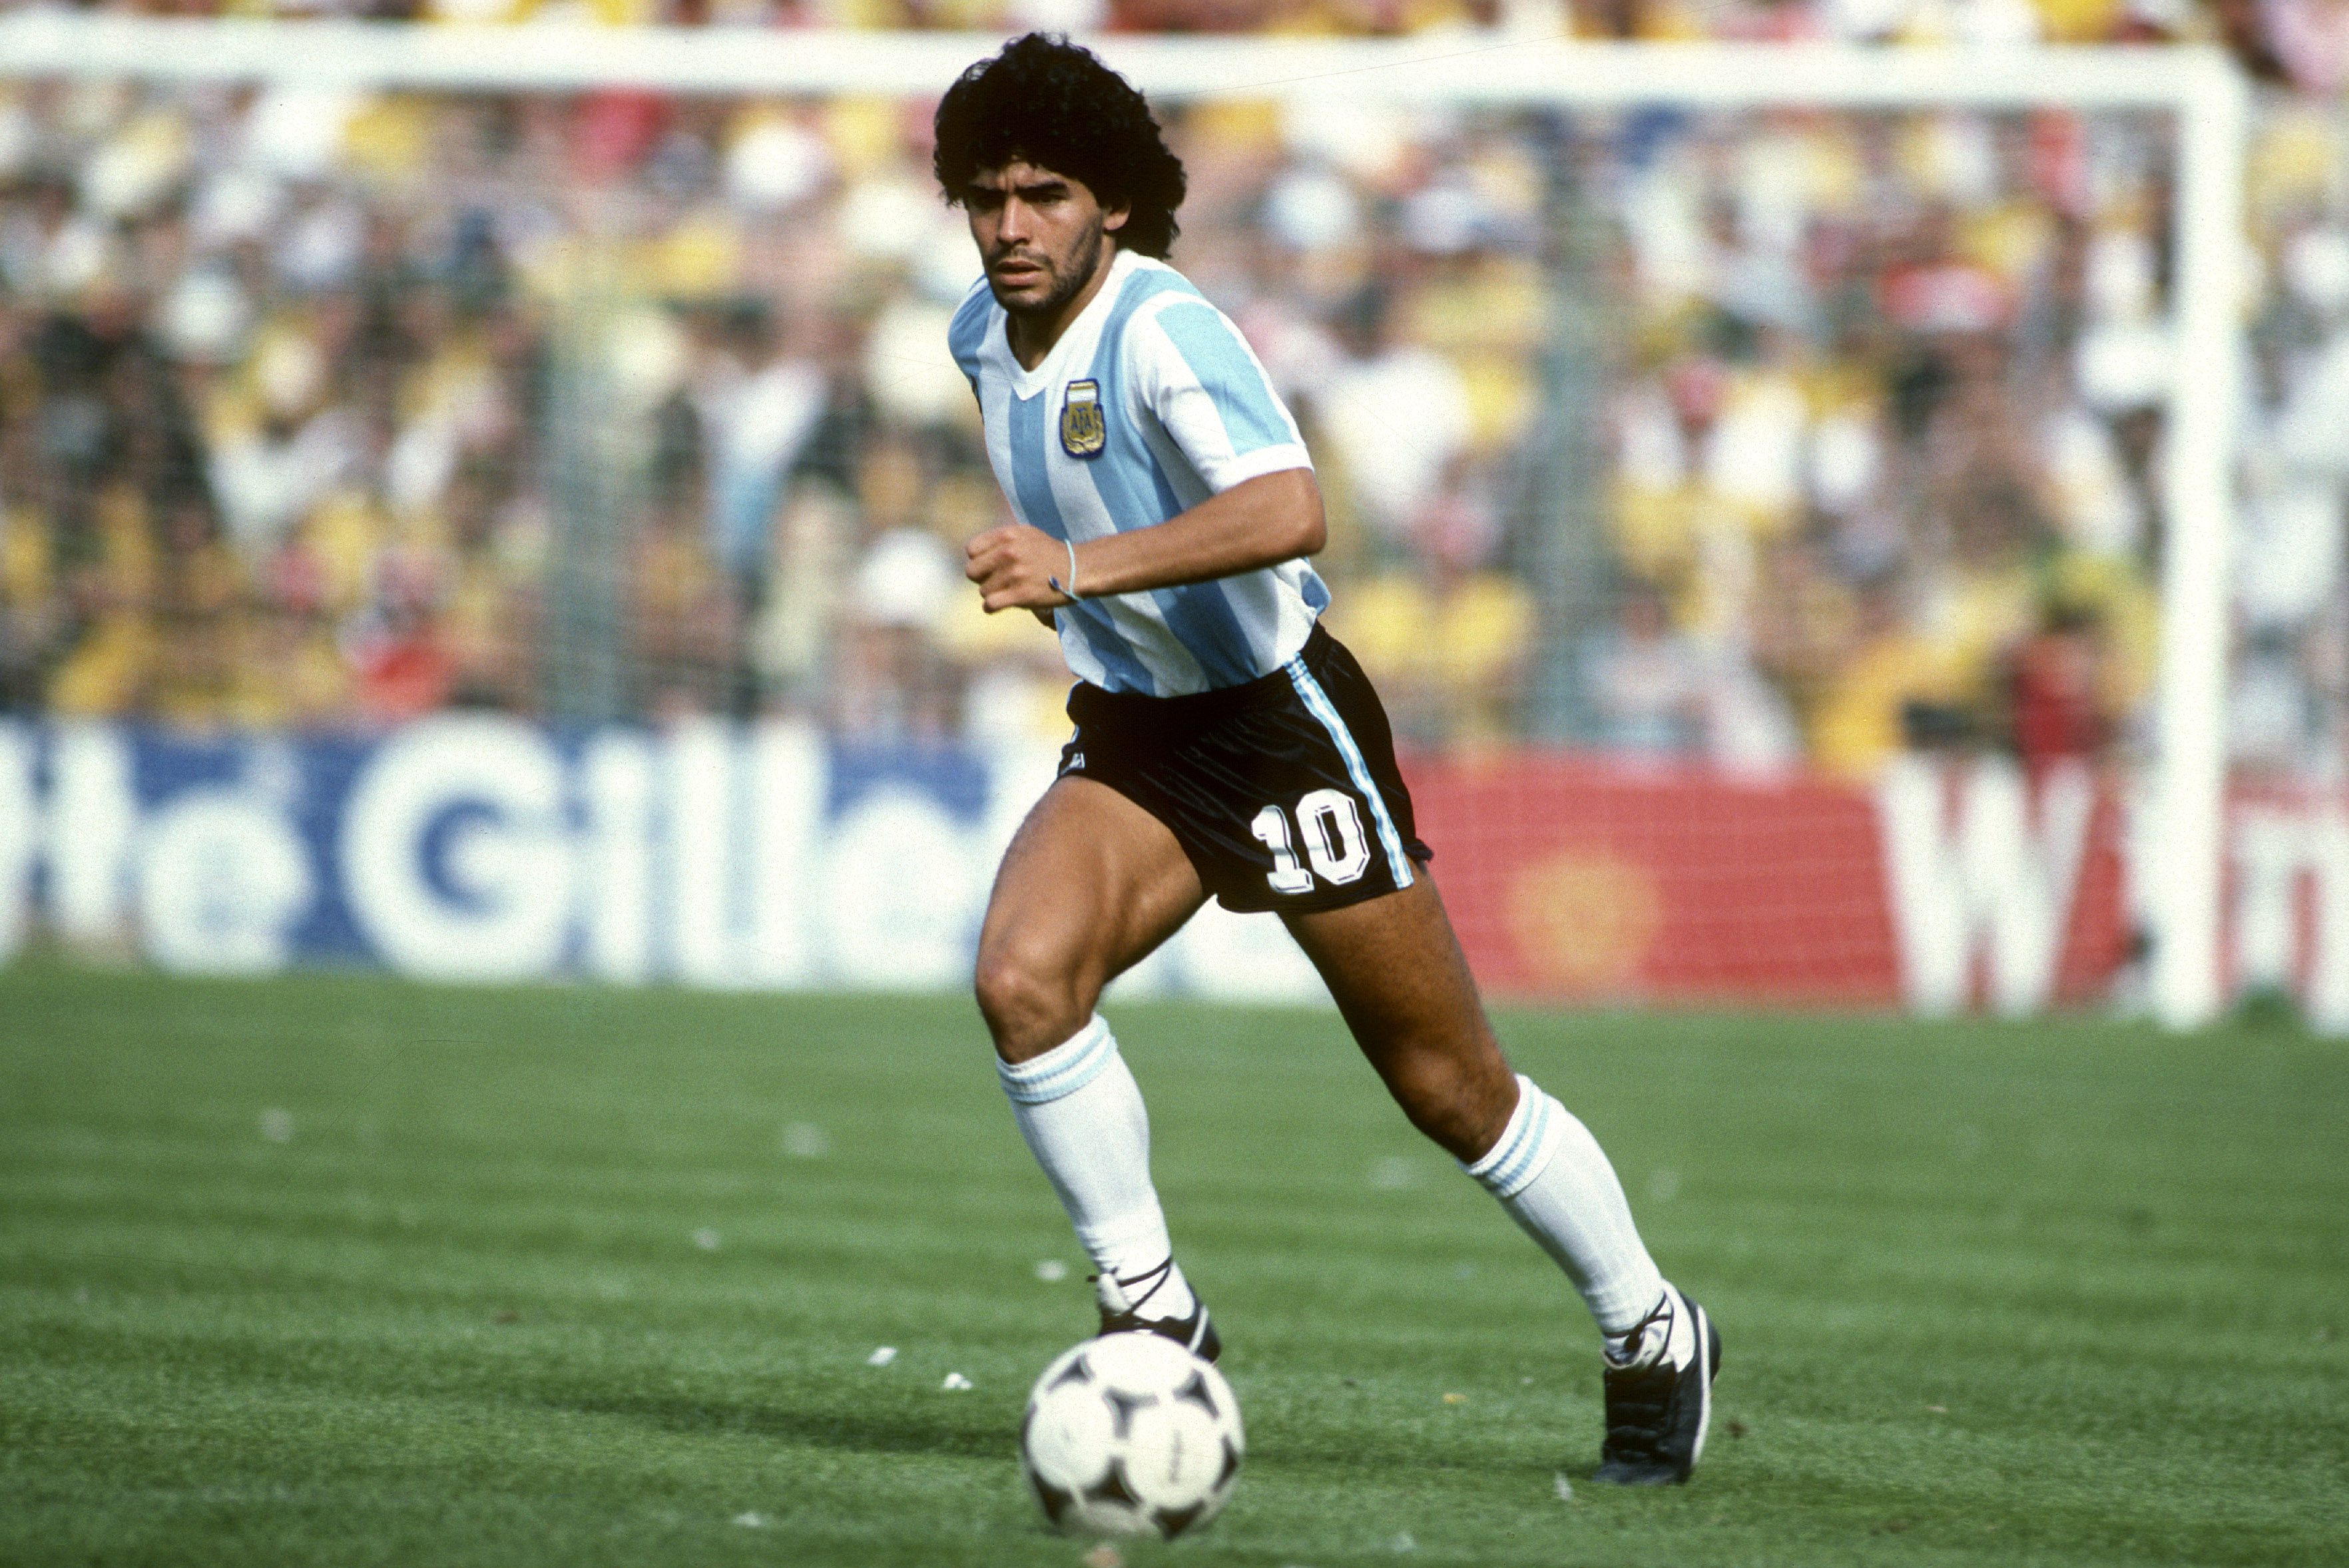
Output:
[1581, 578, 1707, 759]
[1809, 573, 1971, 780]
[2007, 600, 2110, 776]
[1310, 288, 1473, 552]
[1330, 467, 1535, 751]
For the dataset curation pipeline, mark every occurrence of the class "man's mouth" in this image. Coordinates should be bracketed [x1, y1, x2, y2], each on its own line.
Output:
[991, 256, 1045, 284]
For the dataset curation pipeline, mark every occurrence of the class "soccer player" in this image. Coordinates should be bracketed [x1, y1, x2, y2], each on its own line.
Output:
[937, 34, 1720, 1485]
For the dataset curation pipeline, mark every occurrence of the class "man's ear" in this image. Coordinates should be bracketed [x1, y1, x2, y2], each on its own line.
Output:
[1103, 204, 1131, 234]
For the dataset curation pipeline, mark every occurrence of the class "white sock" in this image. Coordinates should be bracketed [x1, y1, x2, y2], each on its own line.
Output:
[1463, 1074, 1678, 1361]
[1603, 1283, 1698, 1372]
[997, 1015, 1197, 1321]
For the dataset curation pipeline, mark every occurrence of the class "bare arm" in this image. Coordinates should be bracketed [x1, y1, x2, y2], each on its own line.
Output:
[963, 467, 1325, 615]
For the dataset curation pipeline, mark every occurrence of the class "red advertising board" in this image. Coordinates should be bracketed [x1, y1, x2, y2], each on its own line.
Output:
[1402, 754, 2136, 1009]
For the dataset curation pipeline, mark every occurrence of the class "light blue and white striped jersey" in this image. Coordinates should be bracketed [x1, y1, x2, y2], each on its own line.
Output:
[950, 250, 1329, 696]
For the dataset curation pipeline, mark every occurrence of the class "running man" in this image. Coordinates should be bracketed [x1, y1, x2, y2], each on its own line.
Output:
[937, 33, 1720, 1485]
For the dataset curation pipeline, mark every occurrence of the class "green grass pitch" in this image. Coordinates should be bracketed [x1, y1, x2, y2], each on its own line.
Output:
[3, 965, 2344, 1567]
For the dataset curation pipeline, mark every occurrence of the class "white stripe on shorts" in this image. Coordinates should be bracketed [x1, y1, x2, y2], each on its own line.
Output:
[1284, 658, 1414, 892]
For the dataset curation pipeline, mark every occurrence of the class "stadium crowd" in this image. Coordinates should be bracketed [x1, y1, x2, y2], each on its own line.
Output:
[0, 4, 2343, 785]
[3, 0, 2345, 69]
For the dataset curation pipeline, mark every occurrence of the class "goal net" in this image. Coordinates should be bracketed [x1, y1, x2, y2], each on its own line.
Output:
[0, 19, 2310, 1029]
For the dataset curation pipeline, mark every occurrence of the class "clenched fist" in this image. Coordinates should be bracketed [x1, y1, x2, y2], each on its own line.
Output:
[965, 523, 1078, 615]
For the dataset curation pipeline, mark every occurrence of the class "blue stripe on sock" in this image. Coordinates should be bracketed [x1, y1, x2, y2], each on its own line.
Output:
[1285, 660, 1413, 890]
[998, 1021, 1117, 1105]
[1465, 1077, 1560, 1199]
[1486, 1093, 1554, 1196]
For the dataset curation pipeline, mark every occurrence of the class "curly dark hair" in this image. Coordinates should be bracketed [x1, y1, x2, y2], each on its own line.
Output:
[933, 33, 1187, 260]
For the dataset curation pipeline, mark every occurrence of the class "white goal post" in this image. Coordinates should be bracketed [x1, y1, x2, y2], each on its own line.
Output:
[0, 16, 2250, 1029]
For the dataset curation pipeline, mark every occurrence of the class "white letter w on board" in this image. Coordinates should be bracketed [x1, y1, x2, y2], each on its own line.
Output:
[1878, 756, 2095, 1018]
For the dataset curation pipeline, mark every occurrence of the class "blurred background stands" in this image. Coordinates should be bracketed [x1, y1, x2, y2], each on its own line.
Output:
[0, 5, 2341, 790]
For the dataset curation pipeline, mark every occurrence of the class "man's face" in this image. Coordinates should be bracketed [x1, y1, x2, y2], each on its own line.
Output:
[964, 160, 1128, 318]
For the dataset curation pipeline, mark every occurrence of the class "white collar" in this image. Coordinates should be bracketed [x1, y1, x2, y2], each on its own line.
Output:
[998, 248, 1143, 401]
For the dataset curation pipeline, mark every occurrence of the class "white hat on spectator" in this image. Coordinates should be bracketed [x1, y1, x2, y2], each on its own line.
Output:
[244, 87, 361, 181]
[81, 111, 189, 220]
[854, 527, 955, 630]
[1809, 406, 1883, 517]
[2075, 321, 2171, 412]
[726, 117, 830, 213]
[864, 297, 967, 428]
[192, 168, 286, 250]
[1262, 168, 1360, 254]
[1320, 344, 1471, 543]
[915, 223, 985, 306]
[1282, 99, 1412, 184]
[839, 175, 979, 303]
[388, 416, 458, 520]
[1952, 0, 2039, 47]
[158, 268, 253, 365]
[1705, 374, 1808, 519]
[43, 217, 115, 299]
[608, 308, 691, 409]
[841, 176, 936, 264]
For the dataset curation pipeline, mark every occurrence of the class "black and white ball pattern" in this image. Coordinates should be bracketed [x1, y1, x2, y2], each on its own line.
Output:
[1019, 1332, 1244, 1539]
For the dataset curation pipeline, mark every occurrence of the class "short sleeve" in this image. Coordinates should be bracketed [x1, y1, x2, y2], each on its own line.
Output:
[1128, 298, 1312, 494]
[947, 280, 993, 393]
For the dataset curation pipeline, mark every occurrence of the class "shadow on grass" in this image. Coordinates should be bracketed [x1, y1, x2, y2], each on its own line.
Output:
[539, 1390, 1006, 1461]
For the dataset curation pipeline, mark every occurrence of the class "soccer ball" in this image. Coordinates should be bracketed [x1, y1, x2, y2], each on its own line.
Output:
[1019, 1332, 1244, 1539]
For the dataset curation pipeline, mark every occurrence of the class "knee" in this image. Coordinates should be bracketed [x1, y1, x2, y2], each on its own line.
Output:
[973, 942, 1091, 1061]
[1386, 1045, 1518, 1162]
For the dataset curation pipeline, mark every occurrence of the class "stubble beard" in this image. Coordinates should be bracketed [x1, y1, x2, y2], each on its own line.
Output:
[991, 217, 1107, 322]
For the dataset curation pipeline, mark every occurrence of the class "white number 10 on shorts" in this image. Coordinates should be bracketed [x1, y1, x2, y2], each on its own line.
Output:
[1250, 790, 1372, 894]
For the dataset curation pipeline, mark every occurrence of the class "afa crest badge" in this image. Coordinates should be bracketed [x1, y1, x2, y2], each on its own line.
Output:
[1060, 380, 1106, 458]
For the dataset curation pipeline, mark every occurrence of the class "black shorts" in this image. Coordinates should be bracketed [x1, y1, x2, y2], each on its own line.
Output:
[1058, 625, 1432, 914]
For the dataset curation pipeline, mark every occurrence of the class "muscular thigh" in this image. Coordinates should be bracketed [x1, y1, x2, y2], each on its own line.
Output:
[975, 776, 1206, 1061]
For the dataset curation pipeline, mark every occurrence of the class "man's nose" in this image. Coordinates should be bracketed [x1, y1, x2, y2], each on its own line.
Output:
[997, 197, 1032, 242]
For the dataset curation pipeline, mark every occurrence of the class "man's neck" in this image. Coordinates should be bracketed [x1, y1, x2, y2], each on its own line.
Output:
[1007, 246, 1120, 371]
